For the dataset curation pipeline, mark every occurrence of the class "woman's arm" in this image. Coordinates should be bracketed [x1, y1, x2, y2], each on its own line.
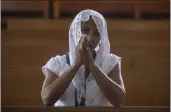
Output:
[90, 63, 126, 106]
[41, 65, 80, 106]
[41, 36, 84, 106]
[81, 37, 126, 106]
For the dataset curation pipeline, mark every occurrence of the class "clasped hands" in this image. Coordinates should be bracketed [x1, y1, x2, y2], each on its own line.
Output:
[74, 34, 95, 70]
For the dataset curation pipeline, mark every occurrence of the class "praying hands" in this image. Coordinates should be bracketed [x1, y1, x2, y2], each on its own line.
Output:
[74, 34, 95, 70]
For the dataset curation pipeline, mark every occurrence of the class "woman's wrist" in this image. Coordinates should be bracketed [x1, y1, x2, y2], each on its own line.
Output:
[89, 62, 96, 72]
[72, 64, 81, 70]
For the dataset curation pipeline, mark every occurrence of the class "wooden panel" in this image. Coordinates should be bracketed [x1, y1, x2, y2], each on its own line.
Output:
[53, 1, 60, 18]
[55, 0, 169, 19]
[2, 1, 49, 18]
[59, 1, 134, 13]
[2, 66, 44, 105]
[3, 19, 169, 31]
[138, 1, 169, 13]
[2, 30, 170, 65]
[3, 0, 47, 1]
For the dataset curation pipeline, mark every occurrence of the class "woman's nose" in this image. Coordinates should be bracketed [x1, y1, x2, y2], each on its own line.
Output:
[87, 30, 93, 36]
[86, 31, 93, 40]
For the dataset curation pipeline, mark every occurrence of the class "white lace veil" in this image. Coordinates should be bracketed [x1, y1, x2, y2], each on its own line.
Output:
[69, 9, 110, 68]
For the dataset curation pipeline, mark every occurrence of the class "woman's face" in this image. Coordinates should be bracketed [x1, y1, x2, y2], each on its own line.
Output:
[81, 16, 101, 50]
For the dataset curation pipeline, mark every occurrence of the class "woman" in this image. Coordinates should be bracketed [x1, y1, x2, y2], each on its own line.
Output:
[41, 9, 126, 107]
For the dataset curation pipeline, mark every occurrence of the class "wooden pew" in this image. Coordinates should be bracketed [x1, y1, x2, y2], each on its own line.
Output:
[53, 0, 169, 19]
[134, 0, 170, 19]
[2, 0, 49, 18]
[2, 19, 170, 106]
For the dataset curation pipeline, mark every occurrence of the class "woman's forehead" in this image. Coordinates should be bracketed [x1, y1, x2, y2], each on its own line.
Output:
[81, 18, 97, 29]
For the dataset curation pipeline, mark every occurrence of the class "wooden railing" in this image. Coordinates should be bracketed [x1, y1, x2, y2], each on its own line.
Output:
[1, 106, 170, 112]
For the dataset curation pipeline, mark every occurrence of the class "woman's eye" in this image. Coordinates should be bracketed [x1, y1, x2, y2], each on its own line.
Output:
[81, 29, 89, 34]
[94, 31, 100, 37]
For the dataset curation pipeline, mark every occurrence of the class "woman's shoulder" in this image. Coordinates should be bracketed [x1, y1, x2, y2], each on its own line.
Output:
[42, 53, 68, 76]
[101, 53, 122, 75]
[49, 53, 67, 64]
[109, 53, 122, 62]
[107, 53, 122, 66]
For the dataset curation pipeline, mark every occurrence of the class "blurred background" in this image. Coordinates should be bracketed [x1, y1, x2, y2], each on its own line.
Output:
[1, 0, 170, 106]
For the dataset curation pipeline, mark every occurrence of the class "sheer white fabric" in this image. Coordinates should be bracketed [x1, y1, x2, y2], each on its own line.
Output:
[42, 9, 123, 106]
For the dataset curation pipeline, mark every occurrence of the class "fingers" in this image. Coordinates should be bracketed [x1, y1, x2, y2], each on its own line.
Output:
[77, 34, 85, 49]
[79, 50, 84, 62]
[84, 38, 91, 55]
[82, 40, 93, 61]
[84, 37, 89, 49]
[81, 37, 87, 52]
[79, 35, 92, 58]
[77, 36, 82, 46]
[82, 37, 88, 50]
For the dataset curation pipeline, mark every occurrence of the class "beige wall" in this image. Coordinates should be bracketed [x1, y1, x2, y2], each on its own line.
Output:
[2, 19, 170, 106]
